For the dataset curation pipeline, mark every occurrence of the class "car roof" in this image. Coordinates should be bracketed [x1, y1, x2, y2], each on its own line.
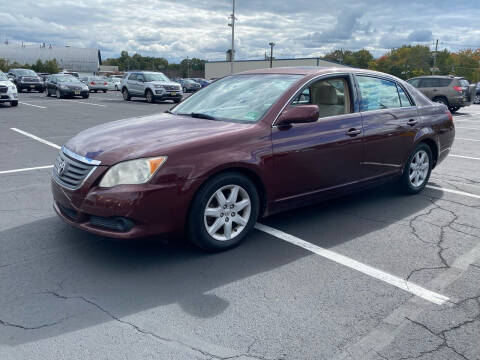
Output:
[237, 66, 395, 78]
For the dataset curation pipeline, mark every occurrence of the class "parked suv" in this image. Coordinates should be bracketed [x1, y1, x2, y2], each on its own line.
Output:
[407, 75, 476, 113]
[0, 71, 18, 107]
[8, 68, 44, 92]
[474, 82, 480, 104]
[122, 71, 182, 103]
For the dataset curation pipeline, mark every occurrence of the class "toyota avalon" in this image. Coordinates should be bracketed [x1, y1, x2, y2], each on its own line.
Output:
[51, 67, 455, 251]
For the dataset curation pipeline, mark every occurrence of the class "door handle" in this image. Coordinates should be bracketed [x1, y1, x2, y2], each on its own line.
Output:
[346, 128, 361, 136]
[407, 119, 417, 126]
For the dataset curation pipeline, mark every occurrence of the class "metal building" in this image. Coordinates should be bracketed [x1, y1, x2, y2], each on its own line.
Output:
[0, 43, 101, 73]
[205, 57, 347, 79]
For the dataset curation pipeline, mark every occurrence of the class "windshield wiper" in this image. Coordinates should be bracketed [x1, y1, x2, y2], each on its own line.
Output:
[190, 112, 218, 120]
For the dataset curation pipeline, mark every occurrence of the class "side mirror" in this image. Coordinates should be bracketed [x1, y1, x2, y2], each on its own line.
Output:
[276, 105, 319, 126]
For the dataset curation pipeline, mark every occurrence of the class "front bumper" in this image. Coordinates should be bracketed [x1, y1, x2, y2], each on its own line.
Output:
[0, 92, 18, 102]
[59, 89, 89, 97]
[18, 83, 43, 91]
[51, 173, 203, 239]
[154, 90, 183, 100]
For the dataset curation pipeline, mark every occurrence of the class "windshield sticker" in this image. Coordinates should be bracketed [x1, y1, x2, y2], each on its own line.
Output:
[244, 111, 258, 120]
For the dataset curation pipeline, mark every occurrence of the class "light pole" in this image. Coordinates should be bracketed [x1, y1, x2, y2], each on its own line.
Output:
[228, 0, 236, 74]
[269, 42, 275, 68]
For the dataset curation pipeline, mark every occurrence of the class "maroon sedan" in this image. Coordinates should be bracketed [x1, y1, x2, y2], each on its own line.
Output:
[52, 67, 454, 251]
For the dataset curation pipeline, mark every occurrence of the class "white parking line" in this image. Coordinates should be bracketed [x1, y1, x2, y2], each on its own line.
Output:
[255, 223, 450, 305]
[59, 99, 106, 107]
[455, 126, 480, 131]
[10, 128, 61, 149]
[0, 165, 53, 175]
[455, 137, 480, 142]
[426, 185, 480, 200]
[18, 102, 46, 109]
[455, 120, 480, 123]
[450, 154, 480, 161]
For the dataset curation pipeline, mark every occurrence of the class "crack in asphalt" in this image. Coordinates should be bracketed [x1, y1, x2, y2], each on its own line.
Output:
[40, 285, 269, 360]
[0, 317, 69, 330]
[404, 196, 480, 282]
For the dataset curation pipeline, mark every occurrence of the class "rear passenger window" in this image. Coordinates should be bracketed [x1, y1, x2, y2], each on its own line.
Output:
[128, 74, 136, 80]
[356, 76, 401, 111]
[397, 85, 412, 107]
[459, 79, 470, 87]
[439, 79, 453, 87]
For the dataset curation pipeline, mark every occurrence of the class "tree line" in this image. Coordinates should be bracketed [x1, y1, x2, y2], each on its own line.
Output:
[324, 45, 480, 82]
[103, 51, 206, 78]
[0, 58, 60, 74]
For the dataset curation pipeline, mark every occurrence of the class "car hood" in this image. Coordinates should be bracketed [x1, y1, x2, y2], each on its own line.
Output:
[147, 81, 181, 87]
[64, 113, 253, 165]
[0, 80, 13, 86]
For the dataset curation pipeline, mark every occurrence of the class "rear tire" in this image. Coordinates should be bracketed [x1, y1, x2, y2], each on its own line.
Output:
[10, 100, 18, 107]
[103, 90, 107, 93]
[82, 94, 89, 99]
[122, 88, 131, 101]
[94, 90, 98, 93]
[474, 94, 480, 104]
[449, 106, 459, 113]
[433, 97, 448, 106]
[183, 87, 187, 93]
[400, 143, 433, 194]
[46, 89, 51, 97]
[188, 172, 260, 252]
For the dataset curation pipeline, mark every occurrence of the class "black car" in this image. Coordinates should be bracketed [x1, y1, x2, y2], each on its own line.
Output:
[8, 68, 44, 92]
[45, 74, 90, 99]
[475, 82, 480, 104]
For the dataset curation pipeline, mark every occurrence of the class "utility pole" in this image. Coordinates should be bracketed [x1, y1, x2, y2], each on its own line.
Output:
[269, 42, 275, 68]
[432, 39, 439, 75]
[228, 0, 236, 74]
[186, 56, 190, 78]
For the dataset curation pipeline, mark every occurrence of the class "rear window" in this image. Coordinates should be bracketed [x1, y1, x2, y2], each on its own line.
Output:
[459, 79, 470, 87]
[419, 78, 451, 87]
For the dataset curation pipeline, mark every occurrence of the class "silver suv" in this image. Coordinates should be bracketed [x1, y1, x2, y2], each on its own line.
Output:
[121, 71, 183, 103]
[407, 75, 476, 113]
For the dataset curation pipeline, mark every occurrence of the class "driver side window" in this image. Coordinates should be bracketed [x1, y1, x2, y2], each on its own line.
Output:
[291, 77, 351, 118]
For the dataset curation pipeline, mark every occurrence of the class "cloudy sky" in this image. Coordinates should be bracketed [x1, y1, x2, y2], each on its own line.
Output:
[0, 0, 478, 62]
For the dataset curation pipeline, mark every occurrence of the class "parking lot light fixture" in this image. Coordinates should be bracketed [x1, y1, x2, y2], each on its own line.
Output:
[269, 42, 275, 68]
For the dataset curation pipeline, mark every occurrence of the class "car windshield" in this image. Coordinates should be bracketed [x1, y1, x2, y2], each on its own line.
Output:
[172, 74, 302, 123]
[57, 75, 80, 83]
[144, 73, 169, 82]
[0, 72, 8, 81]
[15, 69, 37, 76]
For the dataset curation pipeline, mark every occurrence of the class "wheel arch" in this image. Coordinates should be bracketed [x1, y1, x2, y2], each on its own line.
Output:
[418, 137, 439, 169]
[189, 166, 268, 219]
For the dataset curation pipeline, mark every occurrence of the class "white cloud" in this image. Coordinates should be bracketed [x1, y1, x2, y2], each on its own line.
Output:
[0, 0, 478, 62]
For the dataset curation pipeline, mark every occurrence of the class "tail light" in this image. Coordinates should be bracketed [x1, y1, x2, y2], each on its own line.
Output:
[446, 109, 453, 123]
[91, 81, 95, 85]
[453, 86, 462, 93]
[104, 82, 107, 85]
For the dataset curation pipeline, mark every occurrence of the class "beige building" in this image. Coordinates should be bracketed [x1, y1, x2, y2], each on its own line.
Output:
[205, 57, 347, 79]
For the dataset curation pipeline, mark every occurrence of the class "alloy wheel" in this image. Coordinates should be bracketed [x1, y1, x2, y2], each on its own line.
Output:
[474, 95, 480, 104]
[203, 184, 251, 241]
[409, 149, 429, 187]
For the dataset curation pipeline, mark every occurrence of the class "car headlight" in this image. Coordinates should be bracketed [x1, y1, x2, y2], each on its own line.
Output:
[82, 86, 89, 90]
[10, 85, 17, 91]
[99, 156, 167, 188]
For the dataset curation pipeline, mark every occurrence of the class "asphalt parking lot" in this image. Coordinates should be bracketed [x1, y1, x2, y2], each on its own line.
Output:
[1, 91, 480, 360]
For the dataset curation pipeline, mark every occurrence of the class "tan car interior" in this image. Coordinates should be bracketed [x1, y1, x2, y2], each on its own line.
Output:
[294, 78, 351, 118]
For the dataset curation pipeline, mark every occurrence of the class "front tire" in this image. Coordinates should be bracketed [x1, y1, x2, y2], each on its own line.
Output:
[82, 94, 89, 99]
[103, 90, 107, 93]
[122, 88, 131, 101]
[474, 94, 480, 104]
[400, 143, 433, 194]
[188, 173, 260, 251]
[449, 106, 459, 113]
[56, 89, 63, 99]
[10, 100, 18, 107]
[46, 89, 51, 97]
[145, 89, 154, 103]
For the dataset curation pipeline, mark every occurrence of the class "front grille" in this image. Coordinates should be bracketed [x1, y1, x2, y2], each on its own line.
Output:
[58, 203, 79, 220]
[52, 150, 96, 190]
[22, 77, 39, 82]
[163, 85, 180, 91]
[90, 216, 134, 232]
[0, 86, 7, 93]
